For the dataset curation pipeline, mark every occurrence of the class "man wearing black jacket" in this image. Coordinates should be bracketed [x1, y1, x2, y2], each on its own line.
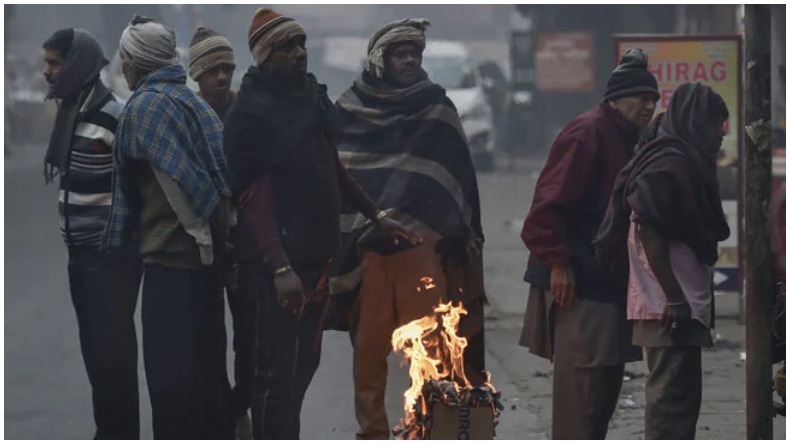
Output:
[223, 8, 418, 439]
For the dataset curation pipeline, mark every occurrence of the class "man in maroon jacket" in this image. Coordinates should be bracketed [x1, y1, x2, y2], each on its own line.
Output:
[519, 48, 658, 439]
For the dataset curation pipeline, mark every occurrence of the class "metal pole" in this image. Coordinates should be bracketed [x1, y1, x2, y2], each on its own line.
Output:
[744, 4, 774, 439]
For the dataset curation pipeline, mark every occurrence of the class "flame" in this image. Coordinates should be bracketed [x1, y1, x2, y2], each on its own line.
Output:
[391, 301, 471, 436]
[417, 276, 437, 291]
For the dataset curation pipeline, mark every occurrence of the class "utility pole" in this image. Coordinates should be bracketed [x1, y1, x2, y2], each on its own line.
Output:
[744, 4, 774, 440]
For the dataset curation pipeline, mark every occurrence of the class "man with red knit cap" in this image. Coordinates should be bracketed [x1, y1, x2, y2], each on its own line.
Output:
[223, 8, 419, 439]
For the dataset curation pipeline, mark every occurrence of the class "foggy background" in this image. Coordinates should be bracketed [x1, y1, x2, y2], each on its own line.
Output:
[4, 4, 786, 440]
[5, 4, 785, 153]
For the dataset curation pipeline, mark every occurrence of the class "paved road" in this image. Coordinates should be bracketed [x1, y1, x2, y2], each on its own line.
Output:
[3, 144, 532, 439]
[5, 143, 785, 439]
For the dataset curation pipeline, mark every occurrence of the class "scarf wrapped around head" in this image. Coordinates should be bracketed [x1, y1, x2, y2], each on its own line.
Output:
[366, 18, 430, 79]
[594, 82, 730, 267]
[247, 8, 306, 66]
[119, 15, 178, 74]
[44, 28, 109, 183]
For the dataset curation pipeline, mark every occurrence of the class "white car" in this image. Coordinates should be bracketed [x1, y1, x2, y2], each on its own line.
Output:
[422, 40, 496, 171]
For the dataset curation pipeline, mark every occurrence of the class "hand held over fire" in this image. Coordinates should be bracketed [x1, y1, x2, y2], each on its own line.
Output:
[377, 214, 423, 246]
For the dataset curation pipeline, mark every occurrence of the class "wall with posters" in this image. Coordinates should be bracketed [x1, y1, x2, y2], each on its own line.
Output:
[615, 36, 743, 292]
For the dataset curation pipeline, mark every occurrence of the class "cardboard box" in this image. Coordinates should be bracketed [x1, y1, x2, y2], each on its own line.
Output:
[427, 403, 494, 440]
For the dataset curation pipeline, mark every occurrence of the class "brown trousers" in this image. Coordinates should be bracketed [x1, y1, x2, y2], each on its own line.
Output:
[351, 241, 447, 439]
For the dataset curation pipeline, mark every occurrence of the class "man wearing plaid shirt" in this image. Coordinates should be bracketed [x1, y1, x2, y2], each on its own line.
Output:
[103, 15, 233, 439]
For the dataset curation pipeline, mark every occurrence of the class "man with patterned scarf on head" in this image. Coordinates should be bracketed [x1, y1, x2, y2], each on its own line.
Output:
[329, 19, 486, 440]
[223, 8, 418, 440]
[102, 15, 233, 439]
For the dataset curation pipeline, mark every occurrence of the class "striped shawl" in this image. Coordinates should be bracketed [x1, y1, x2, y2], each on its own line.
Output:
[327, 71, 483, 330]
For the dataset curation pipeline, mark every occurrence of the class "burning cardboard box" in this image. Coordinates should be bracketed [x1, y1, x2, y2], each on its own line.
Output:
[391, 302, 503, 440]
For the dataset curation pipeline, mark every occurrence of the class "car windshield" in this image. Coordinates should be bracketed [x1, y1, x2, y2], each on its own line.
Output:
[422, 55, 476, 89]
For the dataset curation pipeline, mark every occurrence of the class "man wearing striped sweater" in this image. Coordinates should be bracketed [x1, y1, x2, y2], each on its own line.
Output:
[42, 28, 143, 439]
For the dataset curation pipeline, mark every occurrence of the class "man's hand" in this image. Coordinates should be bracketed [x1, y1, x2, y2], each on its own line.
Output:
[226, 261, 240, 292]
[550, 263, 576, 307]
[661, 300, 691, 331]
[274, 268, 305, 317]
[378, 216, 423, 246]
[466, 235, 483, 262]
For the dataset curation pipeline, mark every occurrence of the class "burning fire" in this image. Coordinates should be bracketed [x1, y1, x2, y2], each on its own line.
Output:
[416, 276, 437, 292]
[391, 297, 500, 439]
[392, 302, 470, 420]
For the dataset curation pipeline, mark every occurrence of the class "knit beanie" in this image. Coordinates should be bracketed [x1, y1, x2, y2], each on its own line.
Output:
[603, 48, 659, 102]
[247, 8, 305, 66]
[188, 27, 235, 81]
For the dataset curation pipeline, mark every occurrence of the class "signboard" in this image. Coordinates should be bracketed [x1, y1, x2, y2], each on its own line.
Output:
[615, 35, 743, 292]
[536, 32, 595, 93]
[510, 30, 536, 89]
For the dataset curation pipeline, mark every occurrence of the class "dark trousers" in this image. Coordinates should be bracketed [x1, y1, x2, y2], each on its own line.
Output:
[550, 296, 638, 439]
[141, 264, 233, 439]
[227, 264, 257, 418]
[552, 361, 625, 439]
[67, 246, 142, 439]
[249, 262, 327, 439]
[644, 346, 703, 440]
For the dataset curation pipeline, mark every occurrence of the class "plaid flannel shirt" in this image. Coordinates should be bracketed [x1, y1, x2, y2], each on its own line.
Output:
[102, 64, 229, 249]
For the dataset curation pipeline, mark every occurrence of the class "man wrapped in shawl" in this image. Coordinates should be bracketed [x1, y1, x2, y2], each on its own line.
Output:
[329, 18, 486, 439]
[594, 82, 730, 439]
[102, 15, 233, 439]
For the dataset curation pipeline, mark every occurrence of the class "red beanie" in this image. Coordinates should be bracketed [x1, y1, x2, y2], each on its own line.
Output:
[248, 8, 288, 50]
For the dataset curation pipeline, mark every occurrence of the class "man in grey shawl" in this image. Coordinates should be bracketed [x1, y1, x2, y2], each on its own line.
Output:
[104, 15, 233, 439]
[329, 18, 486, 439]
[41, 28, 142, 439]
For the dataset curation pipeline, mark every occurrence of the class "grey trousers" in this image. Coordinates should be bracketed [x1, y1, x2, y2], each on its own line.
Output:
[552, 360, 625, 439]
[644, 346, 702, 440]
[551, 297, 641, 439]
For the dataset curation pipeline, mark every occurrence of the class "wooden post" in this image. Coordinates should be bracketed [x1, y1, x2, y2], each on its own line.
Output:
[744, 4, 774, 439]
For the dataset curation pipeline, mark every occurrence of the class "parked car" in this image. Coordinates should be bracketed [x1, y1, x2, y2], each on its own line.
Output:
[422, 40, 497, 172]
